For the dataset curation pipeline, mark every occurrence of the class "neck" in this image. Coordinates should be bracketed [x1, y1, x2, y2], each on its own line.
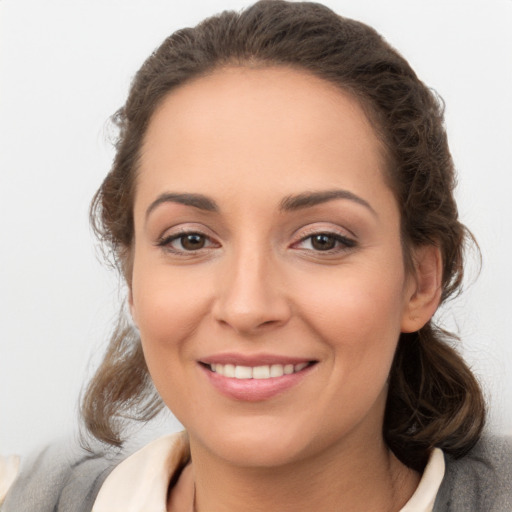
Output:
[188, 434, 420, 512]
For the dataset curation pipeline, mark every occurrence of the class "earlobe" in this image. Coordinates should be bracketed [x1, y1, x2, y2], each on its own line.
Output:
[401, 245, 443, 333]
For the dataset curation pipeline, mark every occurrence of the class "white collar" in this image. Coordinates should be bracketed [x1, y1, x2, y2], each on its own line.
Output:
[93, 432, 189, 512]
[400, 448, 445, 511]
[93, 432, 445, 512]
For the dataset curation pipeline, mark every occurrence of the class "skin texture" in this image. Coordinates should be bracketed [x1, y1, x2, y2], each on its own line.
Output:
[130, 66, 442, 511]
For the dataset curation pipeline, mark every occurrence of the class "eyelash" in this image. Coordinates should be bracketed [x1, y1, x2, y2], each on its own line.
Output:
[156, 229, 356, 256]
[292, 231, 356, 253]
[157, 231, 218, 254]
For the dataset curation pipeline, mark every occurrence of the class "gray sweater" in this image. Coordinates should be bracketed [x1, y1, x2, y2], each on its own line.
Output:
[3, 435, 511, 511]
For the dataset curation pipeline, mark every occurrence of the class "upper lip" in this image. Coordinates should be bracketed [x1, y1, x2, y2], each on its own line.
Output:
[199, 353, 316, 366]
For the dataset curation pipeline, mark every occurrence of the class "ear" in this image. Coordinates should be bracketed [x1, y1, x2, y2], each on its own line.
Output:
[401, 245, 443, 333]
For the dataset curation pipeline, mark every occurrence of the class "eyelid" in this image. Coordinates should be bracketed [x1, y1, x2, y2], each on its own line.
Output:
[156, 224, 221, 254]
[158, 231, 216, 246]
[290, 224, 357, 252]
[291, 223, 356, 242]
[156, 222, 217, 241]
[294, 233, 356, 250]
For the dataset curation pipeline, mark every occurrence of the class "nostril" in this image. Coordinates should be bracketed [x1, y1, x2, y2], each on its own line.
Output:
[260, 319, 280, 327]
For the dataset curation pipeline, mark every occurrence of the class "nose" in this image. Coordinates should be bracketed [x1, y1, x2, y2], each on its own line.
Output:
[212, 248, 292, 335]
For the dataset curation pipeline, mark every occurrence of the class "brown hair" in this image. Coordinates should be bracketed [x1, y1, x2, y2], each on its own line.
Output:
[83, 0, 485, 471]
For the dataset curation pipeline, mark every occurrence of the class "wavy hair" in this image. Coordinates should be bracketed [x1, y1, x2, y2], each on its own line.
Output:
[83, 0, 485, 471]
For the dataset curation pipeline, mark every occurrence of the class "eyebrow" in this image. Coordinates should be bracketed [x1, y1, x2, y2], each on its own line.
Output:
[145, 188, 376, 219]
[146, 192, 219, 219]
[279, 189, 377, 216]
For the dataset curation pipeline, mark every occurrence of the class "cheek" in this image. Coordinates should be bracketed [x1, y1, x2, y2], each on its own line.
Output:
[131, 270, 211, 421]
[297, 265, 407, 341]
[293, 263, 407, 389]
[295, 270, 406, 425]
[131, 264, 213, 373]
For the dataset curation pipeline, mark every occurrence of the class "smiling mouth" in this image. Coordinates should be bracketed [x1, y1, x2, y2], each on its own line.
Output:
[202, 361, 316, 379]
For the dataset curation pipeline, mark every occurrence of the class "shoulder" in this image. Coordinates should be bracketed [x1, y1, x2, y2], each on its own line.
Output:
[434, 434, 512, 511]
[2, 439, 124, 512]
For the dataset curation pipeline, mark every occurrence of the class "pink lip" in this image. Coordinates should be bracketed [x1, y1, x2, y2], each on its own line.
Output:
[198, 355, 317, 402]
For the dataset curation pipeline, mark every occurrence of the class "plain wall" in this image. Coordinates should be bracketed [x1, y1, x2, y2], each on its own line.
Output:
[1, 0, 511, 458]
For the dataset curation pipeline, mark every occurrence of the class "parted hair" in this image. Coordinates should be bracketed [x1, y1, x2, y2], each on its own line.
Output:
[83, 0, 485, 471]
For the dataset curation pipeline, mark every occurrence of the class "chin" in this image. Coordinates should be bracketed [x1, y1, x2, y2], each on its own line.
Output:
[189, 415, 338, 470]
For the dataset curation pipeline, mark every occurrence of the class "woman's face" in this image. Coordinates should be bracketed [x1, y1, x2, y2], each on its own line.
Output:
[130, 66, 419, 468]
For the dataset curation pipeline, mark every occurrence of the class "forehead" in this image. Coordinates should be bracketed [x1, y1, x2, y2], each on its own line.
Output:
[137, 66, 390, 208]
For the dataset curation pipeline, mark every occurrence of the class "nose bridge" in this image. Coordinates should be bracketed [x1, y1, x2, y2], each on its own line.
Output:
[213, 238, 289, 333]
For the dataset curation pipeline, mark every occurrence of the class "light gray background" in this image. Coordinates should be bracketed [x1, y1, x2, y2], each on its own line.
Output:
[1, 0, 511, 458]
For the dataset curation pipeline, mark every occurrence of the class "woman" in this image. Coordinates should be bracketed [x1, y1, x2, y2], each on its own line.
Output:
[3, 1, 511, 510]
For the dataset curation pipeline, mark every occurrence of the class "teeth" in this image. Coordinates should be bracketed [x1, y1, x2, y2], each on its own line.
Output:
[270, 364, 284, 377]
[209, 362, 310, 379]
[234, 365, 252, 379]
[224, 364, 235, 378]
[253, 366, 270, 379]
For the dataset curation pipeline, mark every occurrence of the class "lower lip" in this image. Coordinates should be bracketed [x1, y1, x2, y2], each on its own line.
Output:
[200, 363, 315, 402]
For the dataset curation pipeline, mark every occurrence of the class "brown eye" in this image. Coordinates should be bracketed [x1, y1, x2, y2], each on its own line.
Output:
[293, 231, 356, 254]
[310, 234, 337, 251]
[180, 233, 206, 250]
[157, 230, 220, 255]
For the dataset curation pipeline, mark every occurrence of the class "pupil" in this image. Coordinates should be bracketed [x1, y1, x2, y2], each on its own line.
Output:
[182, 234, 205, 250]
[312, 234, 335, 251]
